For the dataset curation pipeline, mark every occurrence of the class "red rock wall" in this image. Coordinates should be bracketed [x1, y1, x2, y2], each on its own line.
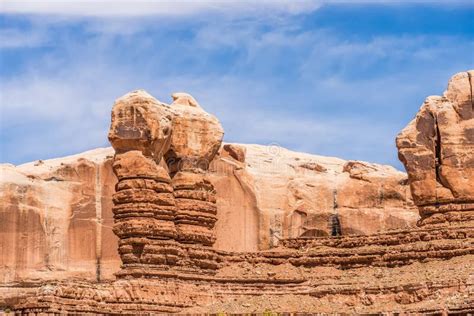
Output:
[397, 70, 474, 226]
[0, 154, 120, 285]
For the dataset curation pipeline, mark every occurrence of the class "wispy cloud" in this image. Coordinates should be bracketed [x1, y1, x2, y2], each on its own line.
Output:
[1, 0, 469, 18]
[0, 0, 321, 17]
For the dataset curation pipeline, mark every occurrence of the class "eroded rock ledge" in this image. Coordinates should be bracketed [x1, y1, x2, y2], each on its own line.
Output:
[1, 71, 473, 314]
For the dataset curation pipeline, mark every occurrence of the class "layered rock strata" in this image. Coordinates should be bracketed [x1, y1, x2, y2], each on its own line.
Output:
[164, 103, 238, 259]
[9, 238, 474, 314]
[108, 90, 223, 277]
[107, 91, 181, 278]
[172, 171, 220, 274]
[172, 171, 217, 246]
[397, 70, 474, 226]
[0, 143, 415, 284]
[112, 151, 180, 277]
[165, 93, 223, 273]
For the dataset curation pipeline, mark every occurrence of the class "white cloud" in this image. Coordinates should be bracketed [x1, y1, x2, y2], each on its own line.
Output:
[0, 28, 47, 48]
[1, 9, 472, 168]
[0, 0, 467, 18]
[0, 0, 321, 17]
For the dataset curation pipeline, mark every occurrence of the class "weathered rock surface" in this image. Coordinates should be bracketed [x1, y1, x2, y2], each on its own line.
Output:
[166, 92, 224, 173]
[4, 230, 474, 314]
[111, 150, 181, 277]
[0, 143, 417, 283]
[172, 171, 218, 246]
[222, 144, 246, 162]
[107, 91, 223, 279]
[0, 149, 119, 285]
[108, 90, 173, 161]
[212, 144, 416, 251]
[397, 70, 474, 226]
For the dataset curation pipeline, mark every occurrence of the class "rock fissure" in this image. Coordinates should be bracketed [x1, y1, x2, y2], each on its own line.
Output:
[469, 71, 473, 113]
[95, 165, 102, 283]
[434, 115, 442, 186]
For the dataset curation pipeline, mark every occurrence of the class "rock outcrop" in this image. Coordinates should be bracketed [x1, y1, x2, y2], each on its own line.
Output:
[108, 91, 179, 279]
[111, 150, 179, 278]
[0, 149, 119, 286]
[216, 144, 416, 250]
[107, 91, 223, 277]
[166, 92, 224, 174]
[108, 90, 173, 160]
[1, 72, 473, 314]
[165, 92, 222, 250]
[397, 70, 474, 226]
[0, 144, 416, 286]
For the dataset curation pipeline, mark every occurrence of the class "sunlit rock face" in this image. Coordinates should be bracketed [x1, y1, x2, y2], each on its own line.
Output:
[397, 70, 474, 226]
[0, 89, 417, 286]
[210, 144, 417, 251]
[165, 92, 224, 174]
[109, 91, 222, 277]
[0, 143, 417, 283]
[108, 90, 173, 161]
[111, 150, 181, 278]
[164, 92, 223, 251]
[0, 148, 119, 284]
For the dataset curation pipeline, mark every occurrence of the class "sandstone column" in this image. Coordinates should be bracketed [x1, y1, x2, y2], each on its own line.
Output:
[172, 170, 218, 246]
[166, 93, 224, 273]
[397, 70, 474, 226]
[108, 90, 224, 277]
[108, 90, 180, 277]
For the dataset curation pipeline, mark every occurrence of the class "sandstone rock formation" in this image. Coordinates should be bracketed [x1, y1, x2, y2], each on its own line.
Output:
[1, 73, 473, 314]
[165, 95, 223, 174]
[108, 90, 173, 160]
[107, 91, 223, 278]
[0, 144, 417, 283]
[165, 92, 222, 248]
[111, 150, 180, 277]
[0, 149, 119, 286]
[222, 144, 246, 162]
[397, 70, 474, 226]
[212, 144, 417, 251]
[0, 144, 416, 286]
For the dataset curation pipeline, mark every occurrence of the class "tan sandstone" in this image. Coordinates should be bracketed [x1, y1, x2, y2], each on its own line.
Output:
[108, 90, 173, 161]
[397, 70, 474, 226]
[166, 92, 224, 173]
[0, 143, 417, 284]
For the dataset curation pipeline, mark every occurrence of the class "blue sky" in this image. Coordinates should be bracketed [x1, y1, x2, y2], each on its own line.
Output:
[0, 1, 473, 169]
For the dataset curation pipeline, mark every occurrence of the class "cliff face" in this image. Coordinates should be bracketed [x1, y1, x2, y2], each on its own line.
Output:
[0, 149, 118, 285]
[0, 143, 416, 284]
[397, 70, 474, 226]
[212, 143, 416, 251]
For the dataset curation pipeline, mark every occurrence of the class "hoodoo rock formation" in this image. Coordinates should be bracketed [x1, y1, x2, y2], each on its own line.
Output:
[108, 90, 223, 278]
[111, 150, 180, 278]
[1, 71, 473, 314]
[397, 70, 474, 227]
